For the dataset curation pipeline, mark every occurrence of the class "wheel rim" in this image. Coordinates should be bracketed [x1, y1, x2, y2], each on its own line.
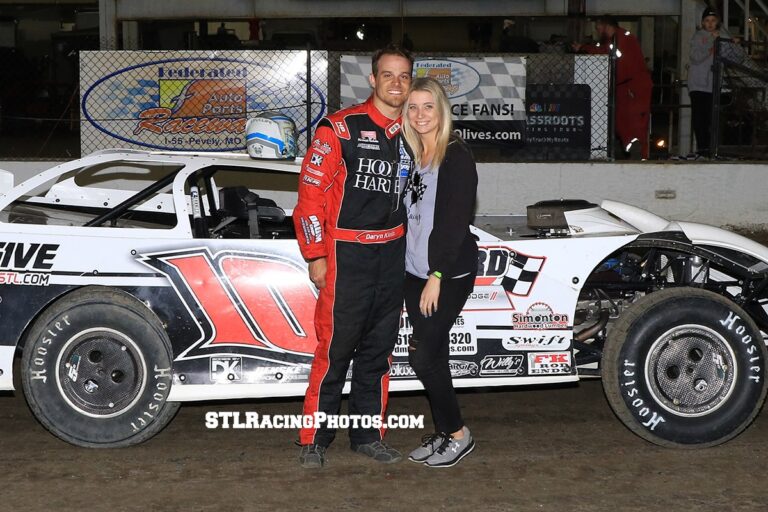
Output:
[55, 328, 147, 419]
[644, 324, 737, 418]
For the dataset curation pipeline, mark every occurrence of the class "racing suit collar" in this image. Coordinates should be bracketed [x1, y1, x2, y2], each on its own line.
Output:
[365, 96, 402, 139]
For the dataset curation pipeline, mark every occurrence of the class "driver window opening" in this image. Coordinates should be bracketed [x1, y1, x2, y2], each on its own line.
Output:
[186, 166, 296, 240]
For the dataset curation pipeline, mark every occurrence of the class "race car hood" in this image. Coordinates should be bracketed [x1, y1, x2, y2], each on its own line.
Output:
[602, 199, 768, 264]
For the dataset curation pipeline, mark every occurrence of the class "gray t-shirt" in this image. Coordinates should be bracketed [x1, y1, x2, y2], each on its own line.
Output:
[404, 163, 438, 278]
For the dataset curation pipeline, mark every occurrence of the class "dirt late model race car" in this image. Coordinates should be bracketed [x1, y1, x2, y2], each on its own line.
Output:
[0, 149, 767, 450]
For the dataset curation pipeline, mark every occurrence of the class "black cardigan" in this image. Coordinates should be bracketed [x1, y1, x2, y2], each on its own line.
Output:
[425, 138, 478, 278]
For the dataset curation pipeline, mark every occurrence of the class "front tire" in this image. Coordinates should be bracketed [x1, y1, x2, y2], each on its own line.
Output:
[21, 287, 179, 447]
[602, 287, 767, 447]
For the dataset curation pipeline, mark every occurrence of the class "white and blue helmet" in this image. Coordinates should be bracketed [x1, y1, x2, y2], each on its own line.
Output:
[246, 112, 297, 160]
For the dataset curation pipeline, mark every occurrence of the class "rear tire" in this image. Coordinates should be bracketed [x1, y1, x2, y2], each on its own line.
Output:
[602, 287, 767, 447]
[21, 287, 179, 447]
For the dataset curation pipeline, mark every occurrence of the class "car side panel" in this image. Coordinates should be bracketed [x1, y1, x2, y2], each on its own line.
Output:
[0, 229, 635, 398]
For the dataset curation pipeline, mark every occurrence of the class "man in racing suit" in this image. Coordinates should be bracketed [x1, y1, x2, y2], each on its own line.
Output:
[574, 15, 653, 159]
[293, 45, 413, 468]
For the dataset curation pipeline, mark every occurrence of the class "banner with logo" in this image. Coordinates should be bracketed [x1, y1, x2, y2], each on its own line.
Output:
[341, 55, 527, 148]
[517, 84, 592, 160]
[80, 50, 328, 155]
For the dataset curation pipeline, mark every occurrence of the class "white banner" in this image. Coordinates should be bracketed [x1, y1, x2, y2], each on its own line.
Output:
[80, 50, 328, 155]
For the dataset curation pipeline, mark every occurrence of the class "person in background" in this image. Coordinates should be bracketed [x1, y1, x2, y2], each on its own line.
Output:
[573, 15, 653, 160]
[401, 77, 479, 468]
[292, 44, 413, 469]
[499, 18, 540, 53]
[689, 7, 736, 159]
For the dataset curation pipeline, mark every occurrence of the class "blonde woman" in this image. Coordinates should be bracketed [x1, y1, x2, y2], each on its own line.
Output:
[401, 77, 478, 467]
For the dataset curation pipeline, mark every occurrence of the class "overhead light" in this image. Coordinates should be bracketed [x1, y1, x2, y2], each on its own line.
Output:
[656, 138, 666, 148]
[356, 25, 365, 41]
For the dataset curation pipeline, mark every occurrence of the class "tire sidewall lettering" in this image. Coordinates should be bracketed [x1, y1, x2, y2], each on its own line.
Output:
[618, 297, 764, 443]
[23, 296, 176, 445]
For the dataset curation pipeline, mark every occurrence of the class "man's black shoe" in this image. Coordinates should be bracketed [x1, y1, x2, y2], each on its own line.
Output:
[351, 440, 402, 463]
[299, 444, 326, 468]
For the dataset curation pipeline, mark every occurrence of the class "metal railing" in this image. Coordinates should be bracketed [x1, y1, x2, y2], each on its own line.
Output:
[711, 37, 768, 158]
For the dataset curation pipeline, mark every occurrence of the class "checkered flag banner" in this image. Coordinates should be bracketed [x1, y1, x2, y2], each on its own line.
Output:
[501, 252, 545, 296]
[341, 55, 526, 120]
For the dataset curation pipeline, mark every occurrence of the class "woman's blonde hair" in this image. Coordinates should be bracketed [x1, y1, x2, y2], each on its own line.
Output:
[402, 77, 453, 169]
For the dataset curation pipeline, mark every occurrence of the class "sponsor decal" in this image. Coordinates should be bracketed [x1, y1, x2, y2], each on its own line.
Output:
[449, 332, 476, 355]
[463, 286, 514, 311]
[66, 354, 81, 382]
[528, 352, 572, 375]
[414, 59, 481, 99]
[396, 314, 474, 356]
[359, 130, 378, 142]
[247, 364, 306, 382]
[475, 245, 545, 296]
[387, 122, 401, 136]
[113, 63, 247, 149]
[335, 121, 348, 136]
[308, 215, 322, 243]
[502, 331, 571, 351]
[210, 356, 243, 382]
[299, 216, 322, 244]
[310, 153, 324, 166]
[390, 362, 416, 379]
[305, 166, 324, 178]
[448, 360, 479, 378]
[312, 139, 332, 155]
[353, 158, 396, 193]
[302, 175, 321, 187]
[394, 332, 476, 357]
[469, 291, 498, 301]
[398, 139, 412, 179]
[0, 272, 51, 286]
[139, 249, 318, 363]
[132, 75, 247, 138]
[479, 354, 525, 376]
[0, 242, 58, 270]
[512, 302, 569, 330]
[523, 84, 592, 159]
[0, 242, 59, 287]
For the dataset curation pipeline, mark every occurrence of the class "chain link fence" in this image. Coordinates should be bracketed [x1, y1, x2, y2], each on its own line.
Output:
[0, 48, 610, 162]
[712, 38, 768, 159]
[79, 50, 328, 156]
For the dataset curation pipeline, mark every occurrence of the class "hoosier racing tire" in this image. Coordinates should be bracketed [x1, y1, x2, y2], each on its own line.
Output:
[602, 287, 767, 448]
[21, 287, 179, 447]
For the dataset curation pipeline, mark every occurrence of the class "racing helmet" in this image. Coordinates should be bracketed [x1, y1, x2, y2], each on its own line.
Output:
[246, 112, 298, 160]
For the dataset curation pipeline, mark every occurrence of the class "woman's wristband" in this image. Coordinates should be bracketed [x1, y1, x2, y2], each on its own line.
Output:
[431, 271, 442, 280]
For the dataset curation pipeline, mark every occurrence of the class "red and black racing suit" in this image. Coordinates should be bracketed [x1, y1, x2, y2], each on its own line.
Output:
[293, 96, 411, 447]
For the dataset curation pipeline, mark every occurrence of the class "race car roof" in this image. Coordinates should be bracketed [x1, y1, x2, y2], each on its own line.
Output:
[90, 149, 303, 175]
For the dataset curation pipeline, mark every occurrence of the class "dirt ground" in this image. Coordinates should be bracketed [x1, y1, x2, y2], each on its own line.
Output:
[2, 379, 767, 512]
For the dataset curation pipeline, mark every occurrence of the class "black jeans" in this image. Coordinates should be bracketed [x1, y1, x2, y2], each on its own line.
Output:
[690, 91, 712, 156]
[404, 271, 475, 434]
